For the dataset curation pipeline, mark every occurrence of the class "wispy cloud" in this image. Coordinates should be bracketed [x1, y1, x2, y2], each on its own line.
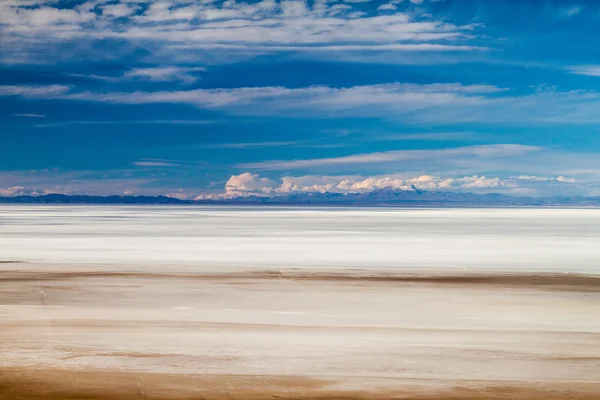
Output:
[201, 139, 354, 149]
[0, 0, 484, 65]
[0, 85, 70, 97]
[124, 66, 205, 83]
[76, 66, 206, 84]
[202, 141, 304, 149]
[560, 5, 582, 17]
[33, 119, 217, 128]
[375, 132, 474, 141]
[239, 144, 541, 170]
[0, 82, 503, 120]
[54, 82, 503, 112]
[14, 113, 46, 118]
[6, 82, 600, 125]
[169, 43, 483, 52]
[567, 65, 600, 77]
[132, 159, 181, 167]
[512, 175, 577, 183]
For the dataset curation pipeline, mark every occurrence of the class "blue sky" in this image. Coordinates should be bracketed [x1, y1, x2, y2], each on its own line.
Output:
[1, 0, 600, 198]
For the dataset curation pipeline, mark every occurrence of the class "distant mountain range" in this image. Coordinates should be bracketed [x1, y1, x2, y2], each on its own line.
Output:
[2, 187, 600, 206]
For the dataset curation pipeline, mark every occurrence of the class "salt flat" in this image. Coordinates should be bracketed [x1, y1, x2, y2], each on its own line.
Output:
[1, 206, 600, 399]
[1, 205, 600, 273]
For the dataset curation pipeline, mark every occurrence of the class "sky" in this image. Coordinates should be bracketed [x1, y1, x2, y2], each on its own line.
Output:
[2, 0, 600, 199]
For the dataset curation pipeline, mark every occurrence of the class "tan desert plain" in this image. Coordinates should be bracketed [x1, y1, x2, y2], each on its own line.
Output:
[1, 205, 599, 399]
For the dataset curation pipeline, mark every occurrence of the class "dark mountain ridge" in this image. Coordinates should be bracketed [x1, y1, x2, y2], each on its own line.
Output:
[1, 187, 599, 206]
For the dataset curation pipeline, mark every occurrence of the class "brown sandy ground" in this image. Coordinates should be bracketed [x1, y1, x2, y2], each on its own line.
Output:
[2, 269, 600, 291]
[2, 268, 599, 400]
[1, 368, 600, 400]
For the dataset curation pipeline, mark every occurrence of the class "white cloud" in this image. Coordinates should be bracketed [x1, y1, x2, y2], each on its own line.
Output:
[123, 66, 206, 83]
[0, 0, 483, 64]
[378, 3, 398, 11]
[0, 184, 155, 197]
[33, 119, 217, 128]
[229, 145, 600, 189]
[0, 169, 155, 197]
[568, 65, 600, 77]
[10, 82, 501, 118]
[132, 160, 181, 167]
[0, 186, 42, 197]
[561, 6, 582, 17]
[77, 66, 206, 83]
[556, 176, 577, 183]
[280, 0, 309, 18]
[376, 131, 473, 141]
[283, 174, 506, 193]
[195, 170, 598, 199]
[513, 175, 577, 183]
[169, 43, 481, 52]
[0, 85, 70, 97]
[101, 3, 140, 18]
[5, 82, 600, 126]
[201, 141, 303, 148]
[115, 14, 471, 45]
[223, 172, 277, 197]
[8, 6, 96, 27]
[14, 113, 46, 117]
[238, 144, 541, 170]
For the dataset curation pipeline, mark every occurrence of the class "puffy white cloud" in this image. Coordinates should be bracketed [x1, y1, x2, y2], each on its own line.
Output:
[101, 3, 140, 18]
[223, 172, 277, 197]
[9, 6, 95, 27]
[280, 0, 309, 18]
[209, 172, 510, 198]
[189, 170, 600, 199]
[556, 176, 577, 183]
[0, 169, 595, 200]
[0, 186, 42, 197]
[378, 3, 398, 11]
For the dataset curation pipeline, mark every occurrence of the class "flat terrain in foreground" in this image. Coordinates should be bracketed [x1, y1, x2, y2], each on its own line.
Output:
[1, 207, 600, 398]
[2, 268, 599, 399]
